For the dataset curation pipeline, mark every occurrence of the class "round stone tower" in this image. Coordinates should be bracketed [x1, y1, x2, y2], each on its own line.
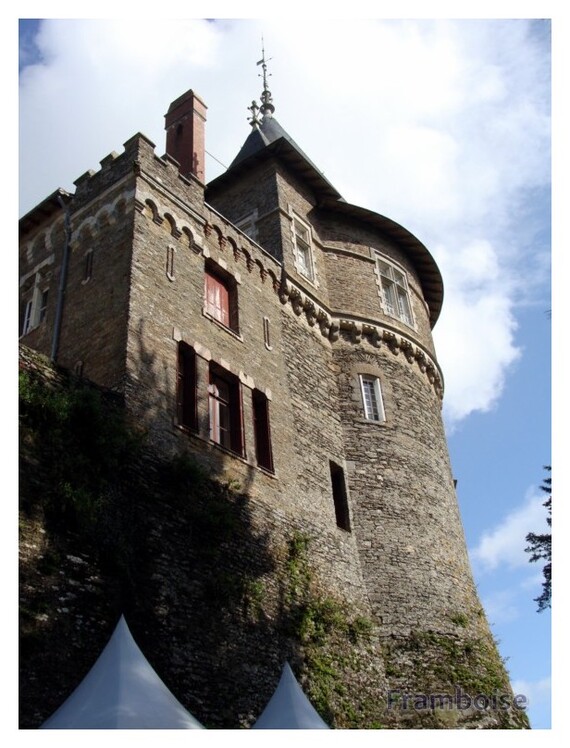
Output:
[205, 70, 525, 726]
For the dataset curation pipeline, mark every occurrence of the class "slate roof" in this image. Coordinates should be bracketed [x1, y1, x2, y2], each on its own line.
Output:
[207, 114, 444, 326]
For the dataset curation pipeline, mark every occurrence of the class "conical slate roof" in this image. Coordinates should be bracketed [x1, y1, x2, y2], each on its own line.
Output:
[208, 113, 343, 203]
[252, 663, 330, 729]
[206, 113, 444, 327]
[41, 616, 204, 729]
[229, 115, 323, 176]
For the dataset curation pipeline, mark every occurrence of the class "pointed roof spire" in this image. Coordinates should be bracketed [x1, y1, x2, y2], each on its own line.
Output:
[256, 37, 275, 117]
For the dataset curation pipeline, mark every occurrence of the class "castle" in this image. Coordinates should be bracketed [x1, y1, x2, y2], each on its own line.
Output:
[19, 69, 526, 728]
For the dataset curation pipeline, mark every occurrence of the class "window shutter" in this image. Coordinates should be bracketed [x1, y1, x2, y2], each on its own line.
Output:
[177, 343, 197, 430]
[253, 390, 274, 471]
[229, 378, 244, 455]
[205, 272, 230, 327]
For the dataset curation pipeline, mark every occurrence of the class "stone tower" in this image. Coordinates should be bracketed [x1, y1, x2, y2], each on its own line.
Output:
[19, 74, 526, 728]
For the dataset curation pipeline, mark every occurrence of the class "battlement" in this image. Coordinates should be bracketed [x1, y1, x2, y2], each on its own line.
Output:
[19, 84, 518, 730]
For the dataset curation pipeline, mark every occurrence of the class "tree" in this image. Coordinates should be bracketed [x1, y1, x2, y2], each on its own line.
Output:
[525, 466, 551, 612]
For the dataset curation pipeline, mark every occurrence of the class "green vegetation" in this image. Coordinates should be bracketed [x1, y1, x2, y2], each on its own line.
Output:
[19, 367, 142, 571]
[525, 466, 552, 612]
[283, 532, 381, 728]
[20, 357, 525, 729]
[382, 628, 529, 728]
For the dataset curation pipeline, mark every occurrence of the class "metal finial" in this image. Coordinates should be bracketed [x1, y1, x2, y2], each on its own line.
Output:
[248, 100, 261, 128]
[256, 37, 275, 117]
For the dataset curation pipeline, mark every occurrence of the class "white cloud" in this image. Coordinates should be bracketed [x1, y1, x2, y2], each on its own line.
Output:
[510, 676, 551, 708]
[18, 19, 550, 427]
[434, 239, 521, 425]
[480, 588, 521, 625]
[470, 487, 550, 573]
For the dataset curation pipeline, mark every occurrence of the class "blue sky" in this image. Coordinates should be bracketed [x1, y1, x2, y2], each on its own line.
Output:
[17, 10, 556, 733]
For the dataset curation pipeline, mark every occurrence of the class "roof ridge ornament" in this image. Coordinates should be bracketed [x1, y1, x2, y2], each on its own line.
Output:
[248, 100, 261, 129]
[257, 37, 275, 118]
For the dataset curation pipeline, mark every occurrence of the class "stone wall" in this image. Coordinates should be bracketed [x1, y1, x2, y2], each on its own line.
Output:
[19, 124, 527, 729]
[19, 345, 386, 729]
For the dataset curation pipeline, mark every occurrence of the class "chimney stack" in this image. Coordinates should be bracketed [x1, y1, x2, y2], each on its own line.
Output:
[165, 90, 207, 183]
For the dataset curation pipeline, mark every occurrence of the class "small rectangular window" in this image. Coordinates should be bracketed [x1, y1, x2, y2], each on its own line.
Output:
[38, 290, 48, 323]
[359, 375, 385, 422]
[208, 364, 244, 455]
[235, 212, 258, 241]
[84, 250, 94, 282]
[293, 216, 314, 281]
[21, 300, 33, 336]
[166, 246, 175, 280]
[253, 389, 274, 472]
[177, 342, 198, 431]
[329, 461, 350, 531]
[204, 264, 239, 333]
[263, 316, 272, 350]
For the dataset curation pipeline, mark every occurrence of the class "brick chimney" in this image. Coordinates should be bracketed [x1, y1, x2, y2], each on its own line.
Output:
[165, 90, 207, 183]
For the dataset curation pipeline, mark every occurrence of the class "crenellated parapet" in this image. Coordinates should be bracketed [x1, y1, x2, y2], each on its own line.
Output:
[132, 185, 445, 400]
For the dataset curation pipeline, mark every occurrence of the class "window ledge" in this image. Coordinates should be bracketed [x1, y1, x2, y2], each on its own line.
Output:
[256, 464, 277, 479]
[356, 418, 388, 427]
[202, 309, 243, 342]
[174, 423, 277, 478]
[296, 269, 319, 289]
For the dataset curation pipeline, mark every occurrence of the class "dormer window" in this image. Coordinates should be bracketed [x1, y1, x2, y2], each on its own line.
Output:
[235, 210, 258, 242]
[292, 216, 314, 281]
[376, 257, 413, 326]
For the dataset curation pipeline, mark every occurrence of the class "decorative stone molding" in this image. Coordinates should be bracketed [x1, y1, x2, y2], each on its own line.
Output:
[137, 196, 444, 398]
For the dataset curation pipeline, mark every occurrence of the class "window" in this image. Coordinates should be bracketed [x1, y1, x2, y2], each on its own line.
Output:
[166, 245, 175, 281]
[38, 290, 49, 323]
[235, 212, 258, 241]
[292, 216, 314, 281]
[263, 316, 272, 350]
[359, 375, 385, 422]
[20, 281, 49, 336]
[377, 257, 413, 326]
[177, 342, 198, 431]
[83, 250, 94, 283]
[21, 300, 33, 336]
[208, 364, 244, 455]
[329, 461, 350, 531]
[204, 264, 239, 332]
[252, 389, 274, 472]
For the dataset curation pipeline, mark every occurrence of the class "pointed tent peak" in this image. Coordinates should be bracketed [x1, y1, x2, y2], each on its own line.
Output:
[252, 662, 330, 729]
[41, 615, 205, 730]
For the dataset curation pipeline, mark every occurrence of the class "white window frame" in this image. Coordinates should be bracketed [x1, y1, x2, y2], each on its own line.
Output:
[376, 255, 414, 327]
[38, 288, 49, 323]
[359, 374, 386, 422]
[22, 299, 33, 336]
[20, 275, 49, 336]
[291, 214, 315, 282]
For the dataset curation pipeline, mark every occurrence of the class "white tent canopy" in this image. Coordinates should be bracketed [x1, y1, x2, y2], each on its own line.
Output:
[252, 663, 330, 729]
[41, 615, 204, 729]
